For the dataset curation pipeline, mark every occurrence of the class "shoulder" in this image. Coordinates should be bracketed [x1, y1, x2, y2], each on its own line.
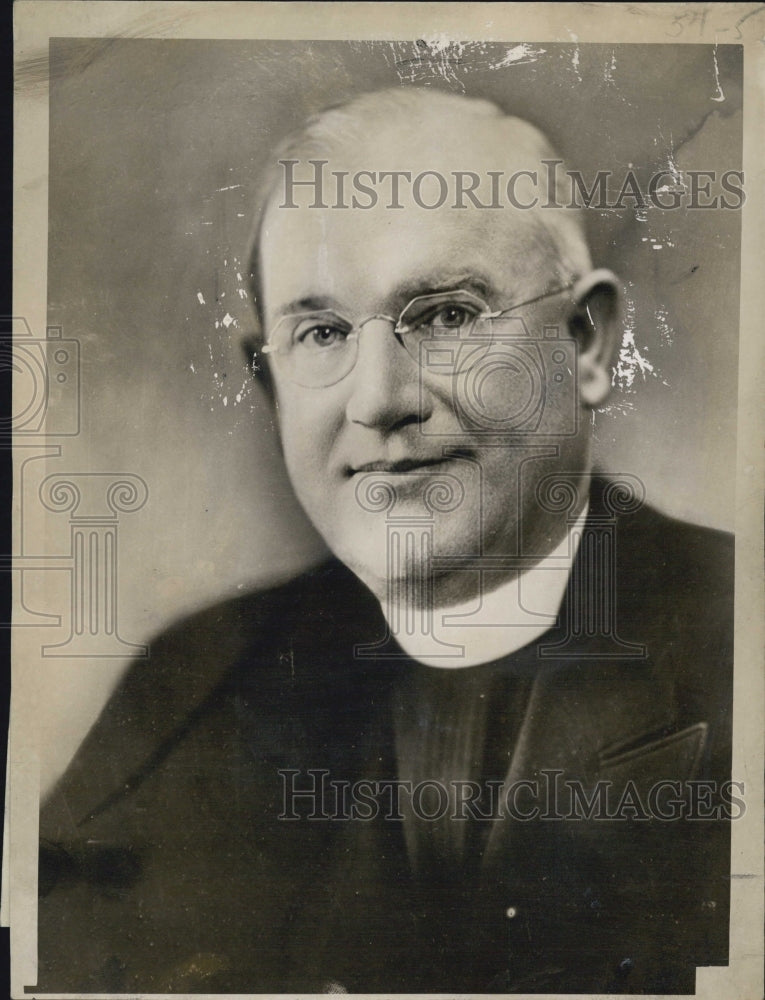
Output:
[615, 495, 734, 646]
[618, 499, 733, 589]
[588, 475, 734, 611]
[81, 558, 364, 741]
[40, 557, 377, 837]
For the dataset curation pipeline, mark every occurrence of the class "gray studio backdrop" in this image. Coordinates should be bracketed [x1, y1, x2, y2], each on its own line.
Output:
[38, 39, 741, 792]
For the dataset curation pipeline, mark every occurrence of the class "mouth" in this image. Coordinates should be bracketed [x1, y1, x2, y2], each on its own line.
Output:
[346, 450, 474, 477]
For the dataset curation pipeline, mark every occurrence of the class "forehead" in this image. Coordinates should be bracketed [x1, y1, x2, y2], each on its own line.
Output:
[259, 200, 557, 320]
[258, 118, 558, 317]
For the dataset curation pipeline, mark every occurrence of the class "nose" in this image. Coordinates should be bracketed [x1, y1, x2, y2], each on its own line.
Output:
[344, 318, 431, 432]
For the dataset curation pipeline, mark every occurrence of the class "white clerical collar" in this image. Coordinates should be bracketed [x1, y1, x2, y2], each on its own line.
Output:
[380, 504, 589, 669]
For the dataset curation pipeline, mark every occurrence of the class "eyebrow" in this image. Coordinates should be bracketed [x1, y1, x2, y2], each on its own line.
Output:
[392, 272, 494, 305]
[272, 272, 496, 321]
[274, 294, 341, 318]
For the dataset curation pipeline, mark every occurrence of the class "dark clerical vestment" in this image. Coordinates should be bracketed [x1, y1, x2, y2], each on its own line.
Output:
[37, 481, 734, 993]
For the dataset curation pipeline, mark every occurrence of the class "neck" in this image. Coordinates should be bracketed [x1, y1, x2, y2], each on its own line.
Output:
[380, 503, 589, 668]
[404, 482, 590, 611]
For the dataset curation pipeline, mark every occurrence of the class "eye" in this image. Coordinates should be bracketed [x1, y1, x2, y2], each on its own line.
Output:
[293, 320, 351, 350]
[416, 300, 483, 336]
[397, 290, 491, 338]
[431, 303, 475, 329]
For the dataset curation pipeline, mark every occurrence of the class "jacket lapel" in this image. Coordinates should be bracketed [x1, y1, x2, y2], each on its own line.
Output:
[482, 650, 709, 869]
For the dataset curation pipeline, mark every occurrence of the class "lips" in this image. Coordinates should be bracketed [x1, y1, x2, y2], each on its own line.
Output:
[346, 448, 474, 477]
[347, 457, 447, 476]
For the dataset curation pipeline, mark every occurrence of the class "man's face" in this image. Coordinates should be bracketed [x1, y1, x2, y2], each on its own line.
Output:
[258, 137, 594, 604]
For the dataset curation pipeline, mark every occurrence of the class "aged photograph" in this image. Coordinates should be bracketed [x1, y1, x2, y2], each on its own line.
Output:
[9, 5, 764, 998]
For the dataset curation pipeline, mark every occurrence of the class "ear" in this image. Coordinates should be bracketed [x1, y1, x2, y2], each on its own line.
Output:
[568, 268, 622, 407]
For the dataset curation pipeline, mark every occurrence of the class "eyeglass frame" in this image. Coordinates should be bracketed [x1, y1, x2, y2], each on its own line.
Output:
[259, 280, 579, 388]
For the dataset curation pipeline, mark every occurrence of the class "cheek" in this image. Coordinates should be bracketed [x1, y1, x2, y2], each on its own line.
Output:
[274, 389, 343, 498]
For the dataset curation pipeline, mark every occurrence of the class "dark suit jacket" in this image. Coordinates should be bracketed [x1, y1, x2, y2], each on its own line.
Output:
[37, 482, 734, 994]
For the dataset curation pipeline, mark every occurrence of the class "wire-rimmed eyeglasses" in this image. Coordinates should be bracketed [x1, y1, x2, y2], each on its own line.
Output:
[261, 283, 575, 388]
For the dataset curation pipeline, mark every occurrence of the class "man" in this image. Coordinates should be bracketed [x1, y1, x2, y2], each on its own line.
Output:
[37, 88, 733, 994]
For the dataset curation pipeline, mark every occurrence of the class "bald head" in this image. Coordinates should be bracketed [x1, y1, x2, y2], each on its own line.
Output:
[247, 87, 592, 323]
